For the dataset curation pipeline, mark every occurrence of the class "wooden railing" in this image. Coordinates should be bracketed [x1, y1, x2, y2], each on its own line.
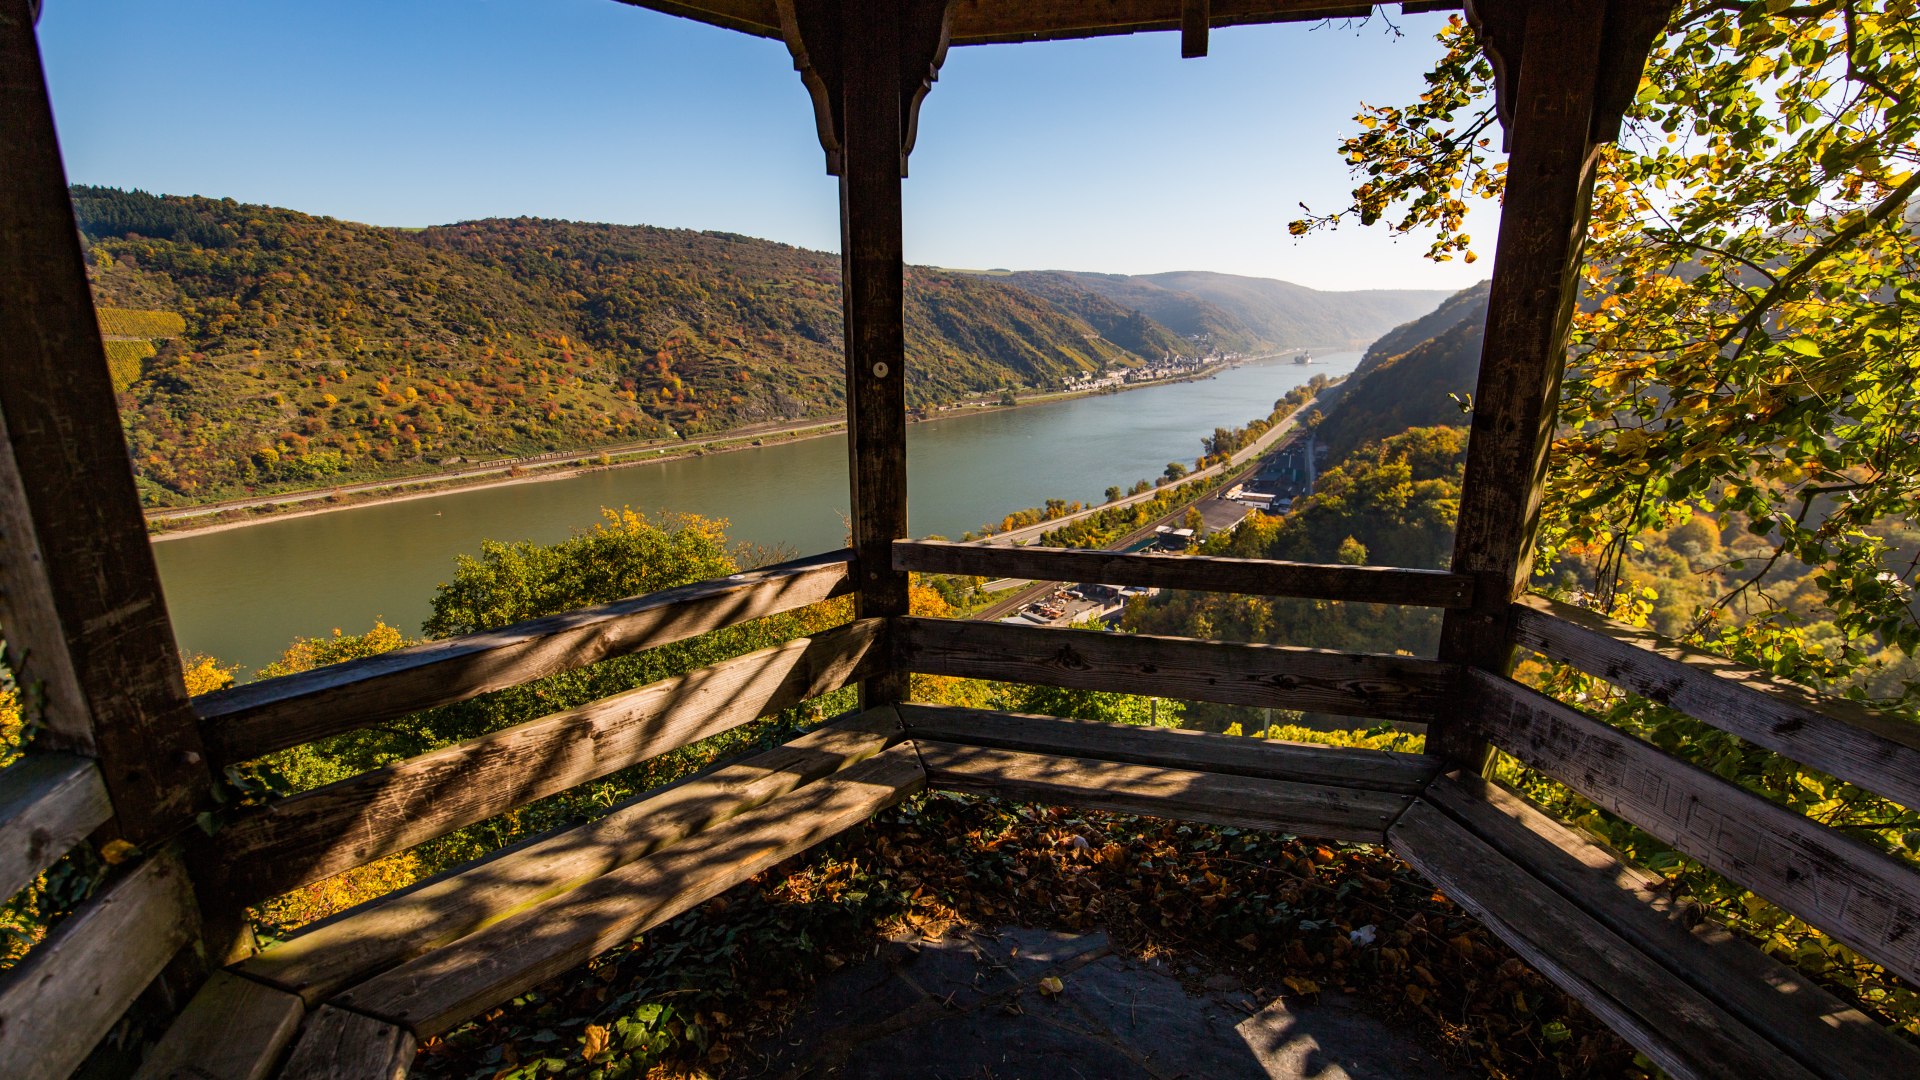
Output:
[205, 620, 883, 908]
[0, 754, 191, 1080]
[0, 549, 873, 1077]
[193, 550, 856, 765]
[1479, 597, 1920, 990]
[893, 539, 1477, 607]
[896, 616, 1453, 723]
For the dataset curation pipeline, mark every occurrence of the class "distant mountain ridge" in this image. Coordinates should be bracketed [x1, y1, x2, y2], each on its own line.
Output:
[1006, 269, 1451, 353]
[73, 186, 1453, 504]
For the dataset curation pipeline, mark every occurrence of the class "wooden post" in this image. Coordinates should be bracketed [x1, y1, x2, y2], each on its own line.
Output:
[1430, 0, 1612, 766]
[0, 0, 212, 842]
[840, 0, 911, 707]
[782, 0, 950, 708]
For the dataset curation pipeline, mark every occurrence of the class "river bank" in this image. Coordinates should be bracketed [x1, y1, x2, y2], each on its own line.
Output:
[152, 350, 1364, 671]
[146, 352, 1282, 541]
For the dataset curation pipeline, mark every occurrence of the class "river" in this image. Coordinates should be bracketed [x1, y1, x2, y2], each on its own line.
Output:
[154, 351, 1363, 672]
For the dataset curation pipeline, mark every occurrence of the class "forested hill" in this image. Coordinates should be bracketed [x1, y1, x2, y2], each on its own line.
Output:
[1311, 280, 1490, 464]
[72, 187, 1194, 503]
[1005, 269, 1451, 353]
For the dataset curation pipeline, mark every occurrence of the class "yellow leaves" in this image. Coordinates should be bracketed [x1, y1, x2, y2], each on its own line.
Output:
[1283, 975, 1321, 996]
[581, 1023, 611, 1060]
[180, 654, 239, 696]
[1037, 975, 1065, 997]
[99, 839, 140, 865]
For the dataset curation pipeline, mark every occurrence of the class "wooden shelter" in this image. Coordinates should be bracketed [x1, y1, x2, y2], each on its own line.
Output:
[2, 1, 1917, 1076]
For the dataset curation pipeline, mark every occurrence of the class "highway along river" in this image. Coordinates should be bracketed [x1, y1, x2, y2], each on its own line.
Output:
[153, 351, 1361, 672]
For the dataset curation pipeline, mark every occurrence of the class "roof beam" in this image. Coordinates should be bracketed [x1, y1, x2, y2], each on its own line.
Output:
[611, 1, 1449, 48]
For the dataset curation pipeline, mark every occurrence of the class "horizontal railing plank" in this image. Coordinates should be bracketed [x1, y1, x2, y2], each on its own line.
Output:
[241, 708, 903, 1003]
[0, 853, 200, 1080]
[896, 703, 1439, 793]
[1512, 593, 1920, 810]
[1423, 772, 1920, 1080]
[916, 740, 1408, 843]
[194, 549, 855, 765]
[896, 616, 1452, 722]
[0, 753, 110, 901]
[1389, 799, 1817, 1080]
[895, 539, 1474, 607]
[132, 971, 306, 1080]
[335, 745, 926, 1036]
[208, 619, 883, 908]
[276, 1004, 415, 1080]
[1469, 669, 1920, 988]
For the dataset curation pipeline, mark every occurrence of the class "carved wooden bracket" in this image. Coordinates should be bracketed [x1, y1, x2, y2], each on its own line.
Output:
[1465, 0, 1675, 148]
[778, 0, 953, 177]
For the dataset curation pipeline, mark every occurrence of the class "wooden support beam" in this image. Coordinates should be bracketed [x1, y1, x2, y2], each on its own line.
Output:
[0, 753, 110, 902]
[1512, 594, 1920, 811]
[0, 0, 211, 843]
[1431, 0, 1612, 766]
[240, 708, 902, 1003]
[334, 746, 925, 1036]
[896, 616, 1452, 721]
[897, 703, 1439, 792]
[1468, 669, 1920, 988]
[1423, 772, 1920, 1080]
[1389, 799, 1819, 1080]
[1180, 0, 1209, 56]
[0, 854, 200, 1080]
[195, 550, 854, 765]
[840, 0, 914, 707]
[893, 539, 1477, 607]
[781, 1, 951, 708]
[917, 741, 1410, 843]
[133, 971, 306, 1080]
[207, 620, 884, 909]
[276, 1005, 414, 1080]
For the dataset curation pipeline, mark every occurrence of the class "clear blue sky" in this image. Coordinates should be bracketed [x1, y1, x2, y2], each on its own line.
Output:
[37, 0, 1495, 292]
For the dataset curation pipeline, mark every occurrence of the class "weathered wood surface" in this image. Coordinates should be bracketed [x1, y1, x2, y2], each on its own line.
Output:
[194, 551, 853, 765]
[211, 620, 883, 908]
[0, 853, 200, 1080]
[896, 616, 1452, 721]
[0, 753, 111, 902]
[1432, 0, 1613, 764]
[1424, 772, 1920, 1080]
[275, 1005, 414, 1080]
[1389, 799, 1818, 1080]
[133, 971, 306, 1080]
[897, 703, 1438, 793]
[617, 1, 1396, 46]
[1513, 593, 1920, 811]
[892, 540, 1476, 608]
[336, 746, 925, 1036]
[1179, 0, 1208, 56]
[916, 741, 1409, 843]
[1470, 669, 1920, 988]
[0, 0, 211, 841]
[826, 0, 949, 705]
[241, 708, 902, 1003]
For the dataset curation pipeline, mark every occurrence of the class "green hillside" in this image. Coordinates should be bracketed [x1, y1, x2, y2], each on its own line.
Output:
[74, 187, 1193, 504]
[1312, 280, 1489, 464]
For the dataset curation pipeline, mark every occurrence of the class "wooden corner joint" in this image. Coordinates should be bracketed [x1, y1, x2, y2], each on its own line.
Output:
[1464, 0, 1676, 149]
[777, 0, 954, 177]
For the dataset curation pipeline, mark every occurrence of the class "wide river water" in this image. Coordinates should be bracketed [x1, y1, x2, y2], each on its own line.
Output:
[154, 351, 1362, 672]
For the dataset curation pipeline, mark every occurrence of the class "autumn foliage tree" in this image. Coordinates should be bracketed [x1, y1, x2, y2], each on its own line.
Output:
[1296, 0, 1920, 1028]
